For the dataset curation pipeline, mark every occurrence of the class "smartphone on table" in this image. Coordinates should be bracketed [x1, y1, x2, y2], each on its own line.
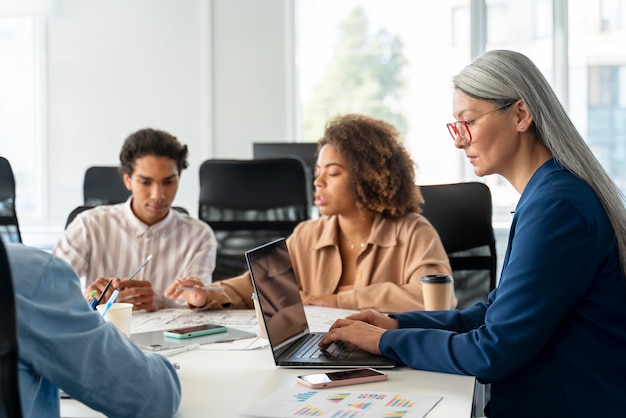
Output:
[296, 368, 387, 389]
[163, 323, 227, 339]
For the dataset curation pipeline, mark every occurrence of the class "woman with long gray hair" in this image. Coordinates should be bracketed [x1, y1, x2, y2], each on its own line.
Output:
[318, 50, 626, 418]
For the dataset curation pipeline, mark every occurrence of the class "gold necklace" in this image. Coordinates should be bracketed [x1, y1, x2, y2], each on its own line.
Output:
[340, 232, 368, 249]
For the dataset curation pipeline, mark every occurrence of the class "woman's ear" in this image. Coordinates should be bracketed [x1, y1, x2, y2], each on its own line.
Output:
[514, 99, 533, 132]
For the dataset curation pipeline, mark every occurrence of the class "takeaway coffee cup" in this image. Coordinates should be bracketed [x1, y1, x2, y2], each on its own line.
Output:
[420, 274, 454, 311]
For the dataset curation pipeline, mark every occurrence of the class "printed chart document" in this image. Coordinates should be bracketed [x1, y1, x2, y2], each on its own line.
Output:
[242, 386, 442, 418]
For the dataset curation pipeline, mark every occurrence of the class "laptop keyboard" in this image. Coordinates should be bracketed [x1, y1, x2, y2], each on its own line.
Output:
[293, 334, 354, 359]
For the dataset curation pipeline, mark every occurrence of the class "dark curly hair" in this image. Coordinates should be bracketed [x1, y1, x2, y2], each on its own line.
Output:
[119, 128, 189, 176]
[318, 114, 423, 219]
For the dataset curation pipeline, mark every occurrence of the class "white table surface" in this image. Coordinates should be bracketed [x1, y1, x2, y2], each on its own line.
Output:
[61, 307, 476, 417]
[61, 347, 475, 417]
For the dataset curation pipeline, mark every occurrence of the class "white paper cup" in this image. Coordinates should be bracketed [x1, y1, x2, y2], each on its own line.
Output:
[97, 302, 133, 336]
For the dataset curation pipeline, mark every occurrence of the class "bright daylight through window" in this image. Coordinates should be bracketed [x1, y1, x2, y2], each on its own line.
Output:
[296, 0, 626, 235]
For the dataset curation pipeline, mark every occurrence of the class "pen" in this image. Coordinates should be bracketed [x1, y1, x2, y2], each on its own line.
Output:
[126, 254, 153, 281]
[164, 343, 201, 358]
[93, 279, 113, 309]
[176, 286, 225, 291]
[98, 289, 119, 317]
[96, 255, 153, 312]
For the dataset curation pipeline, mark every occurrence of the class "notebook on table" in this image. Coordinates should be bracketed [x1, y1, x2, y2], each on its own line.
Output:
[245, 237, 396, 368]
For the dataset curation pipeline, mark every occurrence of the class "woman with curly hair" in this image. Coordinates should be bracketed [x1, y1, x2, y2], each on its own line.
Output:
[167, 114, 454, 313]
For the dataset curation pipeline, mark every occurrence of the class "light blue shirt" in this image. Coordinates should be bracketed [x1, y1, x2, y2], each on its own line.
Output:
[4, 243, 181, 418]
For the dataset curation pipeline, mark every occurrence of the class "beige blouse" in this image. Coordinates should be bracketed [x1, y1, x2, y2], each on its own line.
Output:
[202, 213, 453, 313]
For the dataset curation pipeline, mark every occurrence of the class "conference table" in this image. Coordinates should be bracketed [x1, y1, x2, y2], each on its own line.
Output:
[61, 307, 476, 417]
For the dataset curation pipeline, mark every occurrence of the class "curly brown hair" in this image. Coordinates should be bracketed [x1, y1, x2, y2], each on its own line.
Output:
[318, 114, 423, 219]
[119, 128, 189, 177]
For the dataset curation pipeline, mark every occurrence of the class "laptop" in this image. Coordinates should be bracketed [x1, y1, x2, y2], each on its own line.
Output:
[245, 238, 396, 368]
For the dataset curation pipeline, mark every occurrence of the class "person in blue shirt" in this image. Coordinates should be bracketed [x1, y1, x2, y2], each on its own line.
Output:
[1, 242, 181, 418]
[319, 49, 626, 418]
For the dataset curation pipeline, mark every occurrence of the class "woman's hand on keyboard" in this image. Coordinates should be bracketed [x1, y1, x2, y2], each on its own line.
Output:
[318, 309, 399, 355]
[318, 318, 386, 355]
[342, 309, 400, 330]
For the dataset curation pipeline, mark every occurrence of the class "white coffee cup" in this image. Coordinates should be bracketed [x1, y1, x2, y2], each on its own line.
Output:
[97, 302, 133, 336]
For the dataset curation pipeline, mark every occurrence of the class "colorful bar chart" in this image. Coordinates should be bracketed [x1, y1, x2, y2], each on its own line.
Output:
[357, 393, 387, 400]
[384, 412, 409, 417]
[294, 404, 323, 416]
[330, 410, 362, 418]
[327, 393, 350, 403]
[385, 394, 414, 408]
[241, 387, 441, 418]
[294, 391, 317, 403]
[348, 402, 372, 410]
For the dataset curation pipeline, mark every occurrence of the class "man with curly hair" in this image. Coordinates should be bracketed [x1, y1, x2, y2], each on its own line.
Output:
[167, 114, 453, 313]
[54, 128, 217, 311]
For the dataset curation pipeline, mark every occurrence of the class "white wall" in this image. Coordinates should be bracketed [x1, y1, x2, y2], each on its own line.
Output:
[42, 0, 293, 245]
[212, 0, 295, 157]
[47, 0, 210, 226]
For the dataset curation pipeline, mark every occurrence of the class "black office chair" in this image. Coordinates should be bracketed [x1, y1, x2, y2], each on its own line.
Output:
[0, 157, 22, 244]
[420, 182, 497, 310]
[0, 239, 22, 418]
[199, 158, 311, 280]
[252, 142, 318, 192]
[420, 182, 497, 417]
[83, 166, 131, 205]
[65, 205, 190, 229]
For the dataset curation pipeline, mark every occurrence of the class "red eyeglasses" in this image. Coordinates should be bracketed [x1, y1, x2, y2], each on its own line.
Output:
[446, 103, 512, 144]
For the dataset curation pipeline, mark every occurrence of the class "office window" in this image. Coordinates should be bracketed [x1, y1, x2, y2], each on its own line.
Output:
[296, 0, 553, 219]
[297, 0, 472, 189]
[0, 15, 46, 223]
[297, 1, 412, 142]
[600, 0, 625, 32]
[533, 0, 552, 39]
[298, 0, 626, 232]
[451, 6, 471, 47]
[486, 3, 508, 44]
[587, 65, 626, 189]
[570, 1, 626, 193]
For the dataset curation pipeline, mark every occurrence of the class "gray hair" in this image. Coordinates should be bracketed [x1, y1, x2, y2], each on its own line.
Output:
[453, 49, 626, 279]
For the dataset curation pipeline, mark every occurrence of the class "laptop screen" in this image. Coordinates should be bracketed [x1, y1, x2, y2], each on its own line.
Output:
[246, 239, 309, 350]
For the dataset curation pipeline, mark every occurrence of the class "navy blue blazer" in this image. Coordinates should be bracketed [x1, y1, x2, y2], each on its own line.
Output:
[380, 159, 626, 417]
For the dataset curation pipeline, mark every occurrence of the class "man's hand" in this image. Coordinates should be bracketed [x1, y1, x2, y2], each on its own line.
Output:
[114, 280, 156, 311]
[84, 277, 119, 304]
